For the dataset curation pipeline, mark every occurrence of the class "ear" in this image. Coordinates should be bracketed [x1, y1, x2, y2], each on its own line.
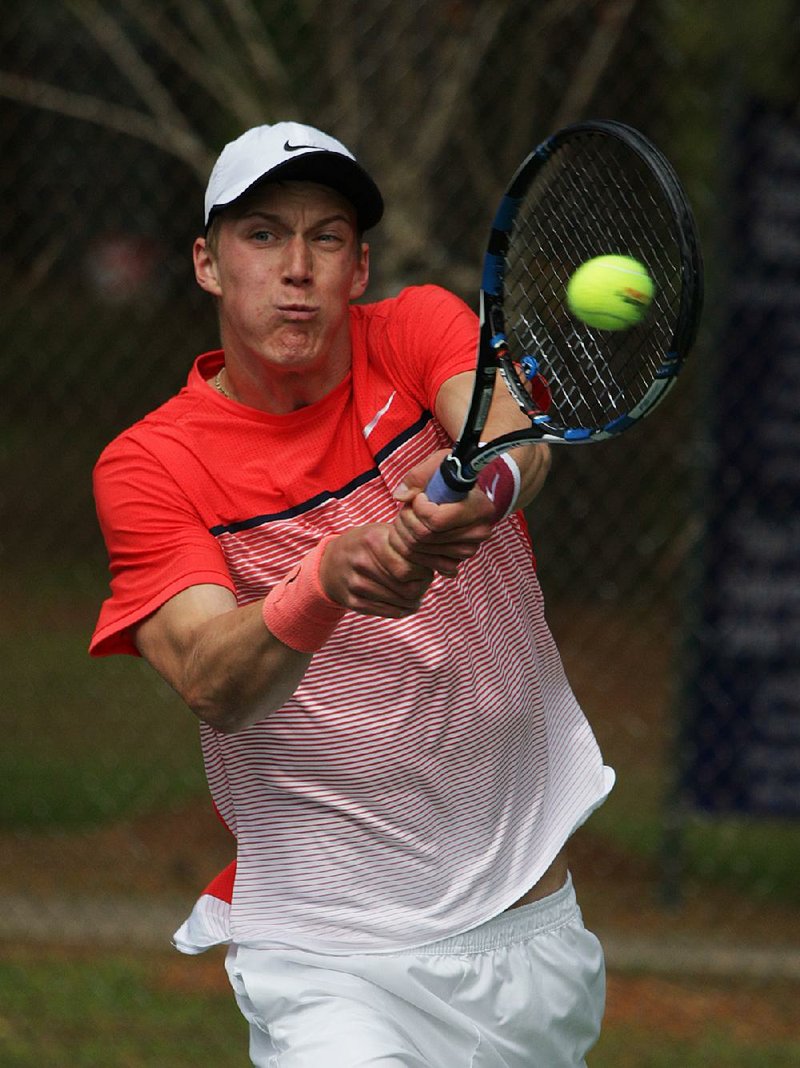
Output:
[193, 237, 222, 297]
[350, 242, 370, 301]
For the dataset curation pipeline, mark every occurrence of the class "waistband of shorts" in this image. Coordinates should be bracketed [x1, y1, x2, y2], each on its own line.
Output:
[387, 873, 578, 957]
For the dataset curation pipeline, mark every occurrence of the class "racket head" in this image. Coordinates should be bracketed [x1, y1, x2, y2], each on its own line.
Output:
[485, 119, 703, 443]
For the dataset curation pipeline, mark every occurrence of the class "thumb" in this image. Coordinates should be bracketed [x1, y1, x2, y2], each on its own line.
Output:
[392, 448, 451, 502]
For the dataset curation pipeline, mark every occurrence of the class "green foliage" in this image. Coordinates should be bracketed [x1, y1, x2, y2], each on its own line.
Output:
[0, 572, 206, 830]
[0, 950, 244, 1067]
[666, 0, 800, 105]
[590, 753, 800, 907]
[594, 1025, 800, 1068]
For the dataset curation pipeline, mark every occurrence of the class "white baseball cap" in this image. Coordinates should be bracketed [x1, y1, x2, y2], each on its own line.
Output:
[204, 122, 384, 232]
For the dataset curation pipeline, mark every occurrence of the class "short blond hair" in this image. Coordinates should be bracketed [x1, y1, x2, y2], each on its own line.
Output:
[204, 214, 222, 258]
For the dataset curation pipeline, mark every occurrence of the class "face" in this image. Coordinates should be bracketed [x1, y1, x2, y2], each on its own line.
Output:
[194, 181, 369, 393]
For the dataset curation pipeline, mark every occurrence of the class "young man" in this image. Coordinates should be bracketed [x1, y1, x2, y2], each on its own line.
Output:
[91, 122, 614, 1067]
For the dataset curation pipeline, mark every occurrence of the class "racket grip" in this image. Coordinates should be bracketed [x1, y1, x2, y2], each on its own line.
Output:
[425, 465, 470, 504]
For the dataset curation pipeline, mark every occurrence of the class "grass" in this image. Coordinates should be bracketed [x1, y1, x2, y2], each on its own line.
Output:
[588, 754, 800, 908]
[0, 948, 245, 1068]
[0, 563, 206, 831]
[595, 1028, 800, 1068]
[0, 947, 798, 1068]
[0, 636, 206, 830]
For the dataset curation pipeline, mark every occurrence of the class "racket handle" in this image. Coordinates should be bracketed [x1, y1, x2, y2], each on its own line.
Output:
[425, 464, 471, 504]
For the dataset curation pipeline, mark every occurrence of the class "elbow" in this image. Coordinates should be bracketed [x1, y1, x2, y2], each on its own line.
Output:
[196, 705, 250, 734]
[178, 652, 306, 734]
[185, 686, 263, 735]
[199, 699, 269, 734]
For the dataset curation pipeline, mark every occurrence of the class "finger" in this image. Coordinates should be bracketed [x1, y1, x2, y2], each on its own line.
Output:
[346, 598, 424, 619]
[362, 531, 434, 587]
[394, 499, 479, 542]
[320, 527, 427, 606]
[351, 540, 434, 600]
[400, 543, 483, 579]
[414, 490, 495, 529]
[343, 574, 432, 614]
[392, 449, 452, 502]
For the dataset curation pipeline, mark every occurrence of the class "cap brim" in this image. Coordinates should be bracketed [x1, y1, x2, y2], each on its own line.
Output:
[210, 151, 384, 233]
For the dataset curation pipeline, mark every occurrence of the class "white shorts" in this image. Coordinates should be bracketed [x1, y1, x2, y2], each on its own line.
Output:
[225, 875, 605, 1068]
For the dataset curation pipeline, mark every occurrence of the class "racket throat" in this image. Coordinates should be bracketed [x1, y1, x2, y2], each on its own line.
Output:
[438, 454, 477, 494]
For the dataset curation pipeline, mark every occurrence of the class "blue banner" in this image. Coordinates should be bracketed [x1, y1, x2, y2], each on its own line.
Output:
[684, 100, 800, 814]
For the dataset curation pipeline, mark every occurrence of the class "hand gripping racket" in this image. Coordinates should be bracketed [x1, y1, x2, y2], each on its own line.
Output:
[426, 119, 704, 504]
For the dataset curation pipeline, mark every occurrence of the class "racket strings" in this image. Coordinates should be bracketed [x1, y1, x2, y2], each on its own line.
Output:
[503, 131, 684, 431]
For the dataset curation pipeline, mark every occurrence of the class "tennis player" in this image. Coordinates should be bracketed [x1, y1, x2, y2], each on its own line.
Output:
[91, 122, 614, 1067]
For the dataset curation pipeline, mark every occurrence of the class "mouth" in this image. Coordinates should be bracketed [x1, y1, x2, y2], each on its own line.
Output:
[277, 304, 318, 321]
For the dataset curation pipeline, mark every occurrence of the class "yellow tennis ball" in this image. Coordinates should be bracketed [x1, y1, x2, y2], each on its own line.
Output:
[566, 255, 654, 330]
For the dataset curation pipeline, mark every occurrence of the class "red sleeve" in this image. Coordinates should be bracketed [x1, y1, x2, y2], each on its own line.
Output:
[380, 286, 478, 411]
[202, 860, 237, 902]
[90, 434, 235, 658]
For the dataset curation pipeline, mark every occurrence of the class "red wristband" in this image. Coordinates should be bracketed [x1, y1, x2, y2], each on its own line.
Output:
[476, 454, 521, 522]
[262, 535, 346, 653]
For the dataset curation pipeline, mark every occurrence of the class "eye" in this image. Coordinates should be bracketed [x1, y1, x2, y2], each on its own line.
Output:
[315, 231, 346, 247]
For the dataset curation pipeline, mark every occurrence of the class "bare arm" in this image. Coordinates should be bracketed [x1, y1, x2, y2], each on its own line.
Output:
[134, 524, 433, 735]
[134, 583, 307, 734]
[133, 373, 544, 731]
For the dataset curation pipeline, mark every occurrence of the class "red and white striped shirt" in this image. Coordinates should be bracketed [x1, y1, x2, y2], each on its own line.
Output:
[92, 285, 613, 954]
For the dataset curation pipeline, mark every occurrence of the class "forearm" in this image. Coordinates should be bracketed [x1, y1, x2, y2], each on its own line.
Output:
[506, 442, 551, 511]
[138, 596, 313, 735]
[135, 526, 432, 734]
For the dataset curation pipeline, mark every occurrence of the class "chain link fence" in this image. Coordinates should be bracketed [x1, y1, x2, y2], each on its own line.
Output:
[2, 0, 799, 1014]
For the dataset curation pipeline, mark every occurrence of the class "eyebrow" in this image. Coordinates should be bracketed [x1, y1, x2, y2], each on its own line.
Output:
[239, 210, 353, 228]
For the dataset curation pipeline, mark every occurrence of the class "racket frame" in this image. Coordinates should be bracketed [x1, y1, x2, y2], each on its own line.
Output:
[433, 120, 704, 499]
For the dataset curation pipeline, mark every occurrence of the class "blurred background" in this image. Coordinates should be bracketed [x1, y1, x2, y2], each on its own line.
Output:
[1, 1, 799, 1064]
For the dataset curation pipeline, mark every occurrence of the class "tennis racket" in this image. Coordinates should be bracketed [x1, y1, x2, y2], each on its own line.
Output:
[426, 119, 704, 504]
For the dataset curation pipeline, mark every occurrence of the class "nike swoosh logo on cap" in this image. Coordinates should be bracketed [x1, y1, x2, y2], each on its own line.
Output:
[284, 141, 319, 152]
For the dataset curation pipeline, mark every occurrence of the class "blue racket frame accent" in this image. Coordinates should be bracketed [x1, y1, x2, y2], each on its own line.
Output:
[492, 194, 523, 233]
[480, 253, 505, 297]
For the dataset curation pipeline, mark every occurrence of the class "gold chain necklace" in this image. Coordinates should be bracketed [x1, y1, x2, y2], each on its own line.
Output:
[213, 367, 230, 399]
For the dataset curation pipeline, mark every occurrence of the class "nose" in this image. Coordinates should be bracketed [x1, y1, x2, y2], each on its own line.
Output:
[281, 234, 312, 286]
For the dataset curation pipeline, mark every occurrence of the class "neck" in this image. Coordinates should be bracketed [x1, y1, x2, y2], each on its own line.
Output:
[216, 309, 354, 413]
[217, 350, 352, 414]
